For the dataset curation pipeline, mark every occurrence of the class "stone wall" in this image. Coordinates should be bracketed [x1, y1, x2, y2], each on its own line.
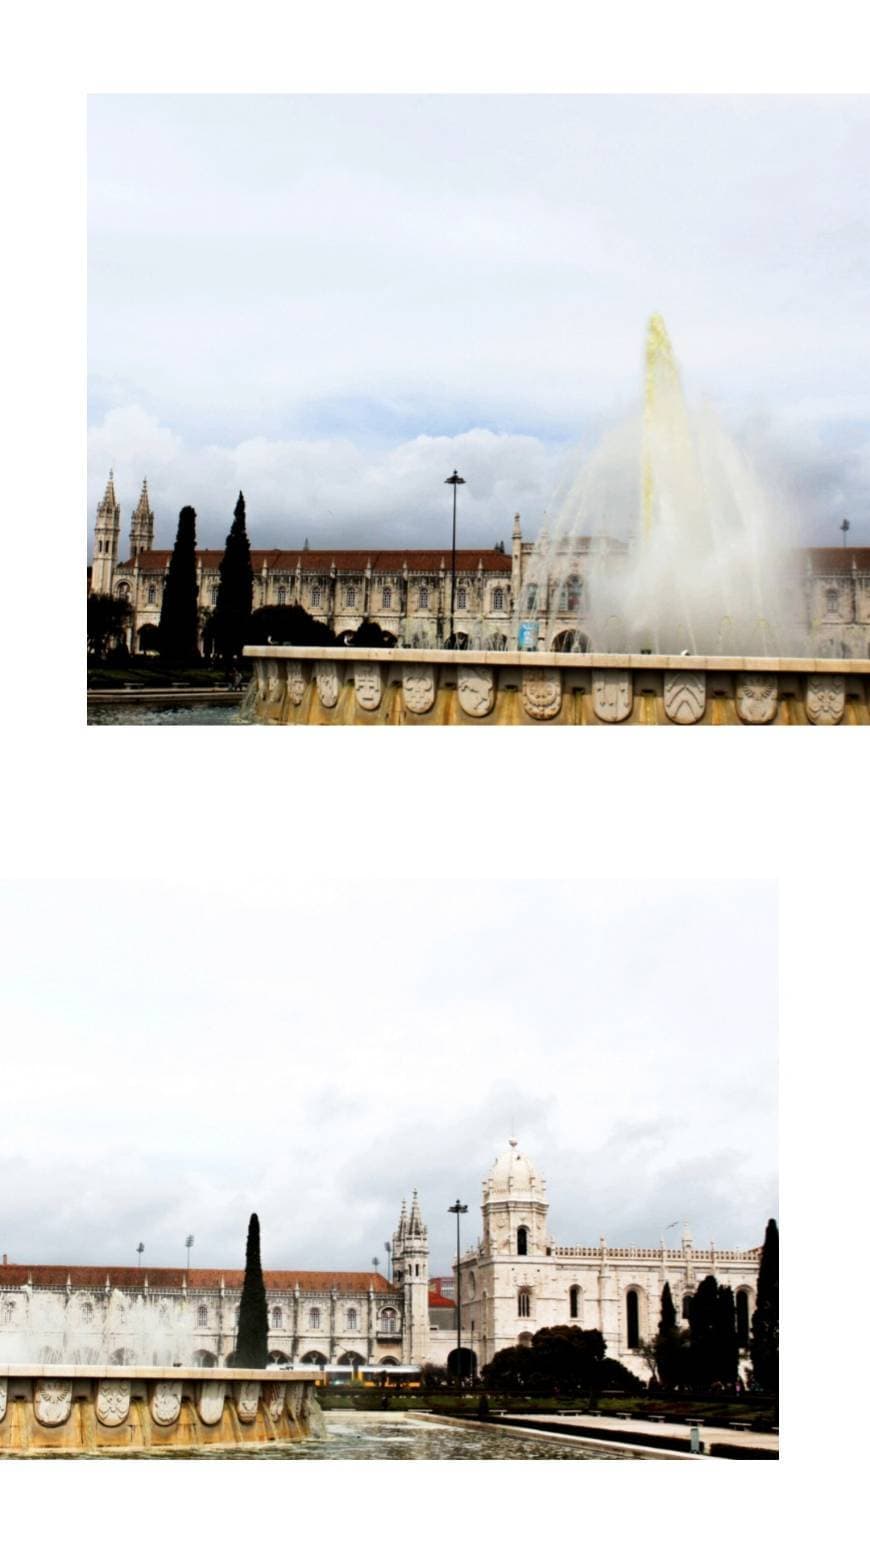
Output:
[244, 646, 870, 725]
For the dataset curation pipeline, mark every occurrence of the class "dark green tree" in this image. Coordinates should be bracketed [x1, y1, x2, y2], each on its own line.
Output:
[158, 506, 200, 663]
[247, 604, 335, 646]
[212, 491, 253, 664]
[750, 1218, 779, 1395]
[235, 1212, 268, 1368]
[87, 593, 131, 660]
[653, 1281, 689, 1389]
[716, 1283, 739, 1386]
[687, 1275, 721, 1390]
[351, 617, 395, 648]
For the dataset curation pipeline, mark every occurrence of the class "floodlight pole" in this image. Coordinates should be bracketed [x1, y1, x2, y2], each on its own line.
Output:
[445, 472, 466, 647]
[448, 1200, 468, 1387]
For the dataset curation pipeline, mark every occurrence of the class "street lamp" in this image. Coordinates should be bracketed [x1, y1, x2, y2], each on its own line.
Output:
[186, 1234, 195, 1273]
[447, 1200, 468, 1388]
[445, 471, 466, 647]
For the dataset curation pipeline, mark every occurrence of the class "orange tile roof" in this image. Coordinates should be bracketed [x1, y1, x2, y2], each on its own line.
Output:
[803, 547, 870, 574]
[116, 548, 512, 576]
[427, 1289, 456, 1308]
[0, 1265, 392, 1293]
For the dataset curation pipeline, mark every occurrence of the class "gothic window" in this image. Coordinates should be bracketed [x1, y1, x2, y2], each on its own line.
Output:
[210, 585, 218, 605]
[457, 586, 467, 609]
[382, 587, 392, 608]
[419, 587, 429, 609]
[117, 583, 130, 600]
[346, 1307, 358, 1331]
[271, 1306, 283, 1330]
[345, 587, 356, 607]
[517, 1289, 531, 1318]
[736, 1289, 750, 1348]
[309, 1307, 321, 1329]
[682, 1294, 692, 1320]
[81, 1301, 94, 1324]
[525, 584, 538, 610]
[559, 574, 583, 613]
[517, 1226, 528, 1256]
[148, 584, 157, 604]
[197, 1304, 208, 1328]
[2, 1300, 13, 1323]
[277, 587, 286, 606]
[493, 587, 505, 611]
[626, 1290, 640, 1348]
[312, 587, 321, 607]
[826, 587, 840, 615]
[569, 1285, 580, 1319]
[381, 1309, 398, 1332]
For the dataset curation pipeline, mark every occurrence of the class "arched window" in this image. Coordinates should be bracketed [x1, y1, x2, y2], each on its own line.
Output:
[517, 1226, 528, 1256]
[381, 1308, 398, 1333]
[311, 586, 321, 607]
[2, 1300, 14, 1324]
[736, 1289, 750, 1348]
[196, 1304, 208, 1327]
[382, 587, 392, 608]
[147, 584, 156, 604]
[346, 1307, 358, 1331]
[419, 587, 429, 609]
[517, 1289, 531, 1318]
[271, 1305, 283, 1330]
[277, 587, 286, 606]
[569, 1285, 580, 1319]
[493, 587, 504, 611]
[682, 1294, 692, 1320]
[626, 1290, 640, 1349]
[345, 587, 356, 607]
[826, 587, 840, 614]
[309, 1307, 321, 1329]
[211, 585, 219, 604]
[81, 1301, 94, 1324]
[457, 586, 467, 609]
[559, 574, 582, 613]
[117, 582, 130, 600]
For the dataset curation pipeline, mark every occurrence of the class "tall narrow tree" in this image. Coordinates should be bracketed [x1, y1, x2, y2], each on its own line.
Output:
[235, 1212, 269, 1368]
[654, 1281, 686, 1388]
[750, 1218, 779, 1394]
[716, 1283, 739, 1386]
[213, 491, 253, 664]
[158, 506, 200, 663]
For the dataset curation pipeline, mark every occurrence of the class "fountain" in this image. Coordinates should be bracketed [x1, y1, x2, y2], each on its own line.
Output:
[244, 317, 870, 724]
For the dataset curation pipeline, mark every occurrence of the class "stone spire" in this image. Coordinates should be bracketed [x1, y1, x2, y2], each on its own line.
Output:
[408, 1190, 426, 1240]
[129, 478, 154, 558]
[91, 470, 121, 595]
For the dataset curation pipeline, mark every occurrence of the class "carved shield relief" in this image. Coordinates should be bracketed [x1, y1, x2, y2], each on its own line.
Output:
[286, 662, 308, 707]
[354, 663, 383, 711]
[264, 1381, 286, 1422]
[150, 1380, 182, 1426]
[403, 666, 436, 715]
[96, 1379, 131, 1427]
[265, 660, 284, 705]
[805, 673, 845, 725]
[736, 673, 778, 724]
[522, 669, 562, 721]
[34, 1379, 73, 1427]
[0, 1378, 7, 1422]
[457, 667, 495, 719]
[235, 1380, 260, 1422]
[591, 669, 633, 723]
[197, 1381, 226, 1425]
[316, 663, 341, 709]
[663, 670, 706, 725]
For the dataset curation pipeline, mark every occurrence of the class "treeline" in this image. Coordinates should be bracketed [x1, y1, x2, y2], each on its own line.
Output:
[483, 1325, 644, 1395]
[87, 493, 396, 665]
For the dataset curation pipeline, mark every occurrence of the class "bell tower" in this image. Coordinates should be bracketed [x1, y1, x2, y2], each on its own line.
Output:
[393, 1192, 430, 1366]
[91, 471, 120, 595]
[129, 478, 154, 557]
[481, 1139, 550, 1259]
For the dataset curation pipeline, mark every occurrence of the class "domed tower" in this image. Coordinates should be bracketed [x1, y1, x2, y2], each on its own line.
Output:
[91, 471, 120, 595]
[482, 1139, 550, 1259]
[129, 478, 154, 557]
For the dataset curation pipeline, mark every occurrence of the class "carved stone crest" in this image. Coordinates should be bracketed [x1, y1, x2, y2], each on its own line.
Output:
[457, 666, 495, 719]
[286, 661, 308, 708]
[805, 673, 845, 726]
[255, 659, 270, 702]
[264, 1381, 285, 1422]
[591, 668, 633, 723]
[197, 1381, 226, 1425]
[34, 1379, 73, 1427]
[96, 1379, 130, 1427]
[316, 662, 340, 709]
[0, 1379, 7, 1423]
[235, 1380, 260, 1422]
[265, 660, 284, 705]
[403, 665, 436, 715]
[522, 668, 562, 721]
[736, 673, 778, 725]
[286, 1382, 302, 1421]
[663, 669, 706, 725]
[150, 1380, 182, 1426]
[355, 663, 383, 711]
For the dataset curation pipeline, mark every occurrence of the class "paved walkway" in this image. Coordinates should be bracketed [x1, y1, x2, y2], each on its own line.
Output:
[493, 1411, 778, 1455]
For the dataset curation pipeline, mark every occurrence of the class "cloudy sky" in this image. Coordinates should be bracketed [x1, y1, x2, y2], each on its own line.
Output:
[87, 94, 870, 557]
[0, 879, 776, 1275]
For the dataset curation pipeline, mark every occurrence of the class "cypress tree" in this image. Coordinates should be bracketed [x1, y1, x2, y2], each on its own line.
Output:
[213, 491, 253, 664]
[750, 1218, 779, 1394]
[716, 1283, 739, 1386]
[235, 1212, 269, 1368]
[158, 506, 200, 663]
[687, 1274, 720, 1390]
[654, 1282, 687, 1389]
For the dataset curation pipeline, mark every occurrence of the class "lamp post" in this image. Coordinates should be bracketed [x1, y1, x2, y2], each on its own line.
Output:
[447, 1200, 468, 1388]
[445, 471, 466, 647]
